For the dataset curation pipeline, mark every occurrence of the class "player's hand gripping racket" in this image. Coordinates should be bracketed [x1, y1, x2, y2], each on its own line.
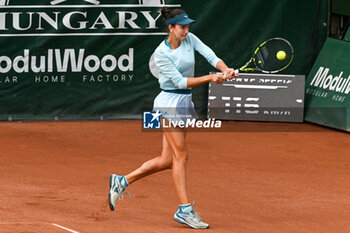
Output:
[236, 37, 294, 74]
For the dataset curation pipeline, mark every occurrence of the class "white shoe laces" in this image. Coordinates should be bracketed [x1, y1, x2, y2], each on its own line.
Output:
[118, 189, 132, 200]
[191, 201, 202, 222]
[114, 178, 132, 200]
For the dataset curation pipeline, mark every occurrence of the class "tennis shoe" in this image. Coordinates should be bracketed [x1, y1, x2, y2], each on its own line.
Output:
[108, 174, 131, 211]
[173, 202, 209, 229]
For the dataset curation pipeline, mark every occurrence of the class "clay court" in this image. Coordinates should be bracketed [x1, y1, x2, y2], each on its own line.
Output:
[0, 121, 349, 233]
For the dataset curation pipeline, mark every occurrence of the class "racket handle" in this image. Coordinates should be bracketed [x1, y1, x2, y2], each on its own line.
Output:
[216, 72, 226, 76]
[217, 70, 239, 76]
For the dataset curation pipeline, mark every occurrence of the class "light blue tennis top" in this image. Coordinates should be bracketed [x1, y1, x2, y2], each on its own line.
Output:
[153, 32, 221, 90]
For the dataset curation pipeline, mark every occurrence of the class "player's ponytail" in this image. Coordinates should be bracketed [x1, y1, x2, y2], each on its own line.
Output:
[160, 7, 186, 24]
[160, 7, 171, 21]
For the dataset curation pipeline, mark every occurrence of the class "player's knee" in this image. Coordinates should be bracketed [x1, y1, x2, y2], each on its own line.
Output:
[158, 158, 172, 170]
[173, 150, 188, 163]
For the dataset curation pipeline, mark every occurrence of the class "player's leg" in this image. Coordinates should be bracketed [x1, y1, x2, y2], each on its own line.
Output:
[109, 134, 173, 211]
[164, 127, 209, 229]
[163, 128, 189, 204]
[125, 134, 173, 184]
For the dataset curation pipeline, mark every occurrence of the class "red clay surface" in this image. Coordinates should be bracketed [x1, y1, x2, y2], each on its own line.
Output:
[0, 121, 349, 233]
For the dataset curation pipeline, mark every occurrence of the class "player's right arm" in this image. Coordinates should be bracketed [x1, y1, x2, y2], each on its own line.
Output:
[154, 48, 227, 89]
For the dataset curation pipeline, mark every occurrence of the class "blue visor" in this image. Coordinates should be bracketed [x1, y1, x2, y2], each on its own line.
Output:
[165, 13, 196, 26]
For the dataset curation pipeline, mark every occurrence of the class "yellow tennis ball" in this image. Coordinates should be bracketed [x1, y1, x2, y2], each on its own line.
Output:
[276, 50, 286, 60]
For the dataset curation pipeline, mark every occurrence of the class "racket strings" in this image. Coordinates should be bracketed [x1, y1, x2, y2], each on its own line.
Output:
[254, 39, 293, 72]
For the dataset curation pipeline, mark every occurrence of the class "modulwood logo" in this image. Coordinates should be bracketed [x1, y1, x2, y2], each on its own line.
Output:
[0, 48, 133, 73]
[310, 66, 350, 94]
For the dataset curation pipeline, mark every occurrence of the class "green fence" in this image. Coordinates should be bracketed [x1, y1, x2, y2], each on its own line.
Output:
[0, 0, 328, 121]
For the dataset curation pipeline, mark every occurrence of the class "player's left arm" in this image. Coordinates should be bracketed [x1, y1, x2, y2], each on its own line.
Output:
[216, 60, 237, 79]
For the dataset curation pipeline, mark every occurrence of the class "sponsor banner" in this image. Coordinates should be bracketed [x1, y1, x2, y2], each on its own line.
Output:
[0, 0, 327, 121]
[0, 0, 176, 121]
[304, 38, 350, 132]
[207, 73, 305, 122]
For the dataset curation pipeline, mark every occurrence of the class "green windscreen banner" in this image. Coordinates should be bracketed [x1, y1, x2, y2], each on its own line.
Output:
[304, 38, 350, 132]
[0, 0, 328, 121]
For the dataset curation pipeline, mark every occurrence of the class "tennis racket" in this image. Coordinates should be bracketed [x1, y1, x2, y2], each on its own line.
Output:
[235, 38, 294, 74]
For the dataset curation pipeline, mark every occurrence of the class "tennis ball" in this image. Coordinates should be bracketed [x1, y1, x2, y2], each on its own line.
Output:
[276, 51, 286, 60]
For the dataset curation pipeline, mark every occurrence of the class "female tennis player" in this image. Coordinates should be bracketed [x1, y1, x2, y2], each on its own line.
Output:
[109, 7, 237, 229]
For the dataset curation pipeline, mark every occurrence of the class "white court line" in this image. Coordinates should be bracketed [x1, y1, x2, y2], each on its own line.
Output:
[52, 223, 79, 233]
[0, 222, 45, 224]
[0, 221, 79, 232]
